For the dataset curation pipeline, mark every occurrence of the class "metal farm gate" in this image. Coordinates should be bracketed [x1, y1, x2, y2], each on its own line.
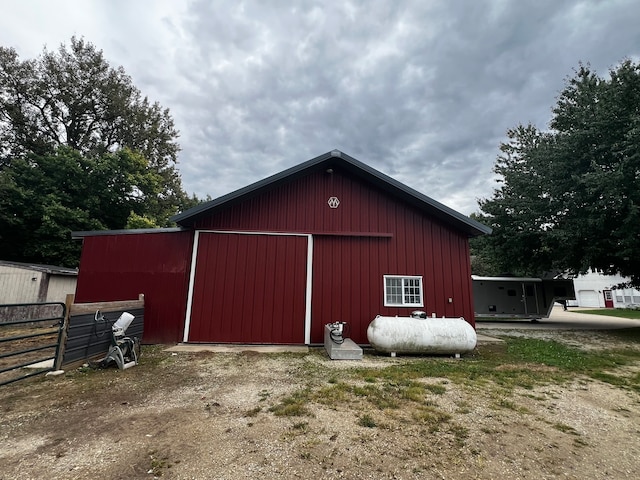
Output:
[0, 302, 66, 386]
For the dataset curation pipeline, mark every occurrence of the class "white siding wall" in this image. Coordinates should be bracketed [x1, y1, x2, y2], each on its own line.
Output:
[0, 265, 77, 304]
[572, 269, 640, 308]
[45, 276, 77, 302]
[0, 266, 42, 303]
[613, 288, 640, 308]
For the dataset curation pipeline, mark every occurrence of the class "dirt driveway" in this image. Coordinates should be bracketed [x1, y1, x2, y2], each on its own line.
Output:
[1, 315, 639, 479]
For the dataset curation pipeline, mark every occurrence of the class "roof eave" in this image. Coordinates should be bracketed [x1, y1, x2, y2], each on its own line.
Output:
[170, 151, 335, 225]
[71, 227, 186, 240]
[171, 150, 491, 237]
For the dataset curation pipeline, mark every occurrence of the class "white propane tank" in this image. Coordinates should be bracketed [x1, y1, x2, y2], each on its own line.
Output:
[367, 315, 477, 356]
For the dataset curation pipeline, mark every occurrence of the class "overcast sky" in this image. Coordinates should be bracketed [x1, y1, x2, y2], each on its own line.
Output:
[1, 0, 639, 215]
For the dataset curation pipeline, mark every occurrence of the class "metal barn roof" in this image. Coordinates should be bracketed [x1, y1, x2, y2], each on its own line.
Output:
[0, 260, 78, 276]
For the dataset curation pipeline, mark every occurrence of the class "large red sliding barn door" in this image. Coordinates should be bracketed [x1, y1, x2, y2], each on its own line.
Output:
[186, 232, 308, 344]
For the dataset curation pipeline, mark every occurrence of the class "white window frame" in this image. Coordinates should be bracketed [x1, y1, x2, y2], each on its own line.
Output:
[383, 275, 424, 307]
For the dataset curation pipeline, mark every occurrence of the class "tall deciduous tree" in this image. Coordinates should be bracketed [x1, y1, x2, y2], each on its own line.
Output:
[0, 37, 178, 166]
[0, 148, 165, 267]
[0, 37, 195, 223]
[0, 37, 200, 266]
[474, 60, 640, 284]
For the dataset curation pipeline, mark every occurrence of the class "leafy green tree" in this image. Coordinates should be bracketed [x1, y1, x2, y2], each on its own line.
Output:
[0, 37, 178, 164]
[0, 37, 195, 226]
[0, 37, 204, 266]
[0, 148, 165, 266]
[474, 60, 640, 284]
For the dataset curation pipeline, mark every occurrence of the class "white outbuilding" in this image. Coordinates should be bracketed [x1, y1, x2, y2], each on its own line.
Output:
[0, 260, 77, 304]
[568, 269, 640, 309]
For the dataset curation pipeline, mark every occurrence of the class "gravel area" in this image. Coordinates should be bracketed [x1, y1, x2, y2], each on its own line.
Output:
[1, 321, 639, 479]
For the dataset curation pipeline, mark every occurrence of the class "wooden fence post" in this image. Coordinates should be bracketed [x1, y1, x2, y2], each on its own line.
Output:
[53, 294, 74, 370]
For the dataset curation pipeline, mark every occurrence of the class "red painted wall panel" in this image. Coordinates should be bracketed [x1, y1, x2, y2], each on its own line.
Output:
[190, 168, 476, 344]
[194, 170, 405, 234]
[74, 231, 193, 343]
[75, 166, 476, 346]
[188, 233, 308, 344]
[310, 227, 473, 344]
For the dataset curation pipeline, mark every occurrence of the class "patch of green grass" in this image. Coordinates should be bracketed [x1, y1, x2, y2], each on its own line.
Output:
[263, 337, 639, 424]
[269, 388, 312, 417]
[148, 450, 174, 477]
[412, 405, 451, 429]
[630, 372, 640, 392]
[424, 383, 447, 395]
[590, 371, 640, 392]
[449, 424, 470, 445]
[505, 337, 635, 374]
[316, 382, 350, 405]
[573, 437, 589, 447]
[291, 421, 309, 431]
[505, 338, 588, 370]
[317, 339, 636, 408]
[455, 400, 472, 414]
[493, 397, 530, 413]
[354, 383, 401, 409]
[576, 309, 640, 320]
[401, 384, 426, 402]
[244, 406, 261, 417]
[357, 414, 377, 428]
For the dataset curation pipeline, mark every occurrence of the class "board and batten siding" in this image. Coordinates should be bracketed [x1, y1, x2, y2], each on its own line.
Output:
[187, 232, 309, 344]
[190, 168, 475, 344]
[74, 230, 194, 343]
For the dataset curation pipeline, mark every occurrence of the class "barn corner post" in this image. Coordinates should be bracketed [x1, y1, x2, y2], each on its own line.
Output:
[54, 293, 75, 370]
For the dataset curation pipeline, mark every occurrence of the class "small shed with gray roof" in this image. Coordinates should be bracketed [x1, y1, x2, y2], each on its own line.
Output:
[0, 260, 77, 305]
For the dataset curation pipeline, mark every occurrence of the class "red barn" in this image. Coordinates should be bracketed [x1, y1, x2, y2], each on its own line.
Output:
[74, 150, 490, 345]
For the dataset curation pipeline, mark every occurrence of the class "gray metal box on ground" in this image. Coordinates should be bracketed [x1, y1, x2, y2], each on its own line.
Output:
[324, 324, 363, 360]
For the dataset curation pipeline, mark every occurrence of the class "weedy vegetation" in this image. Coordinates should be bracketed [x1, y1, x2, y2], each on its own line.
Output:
[2, 328, 639, 478]
[265, 331, 640, 443]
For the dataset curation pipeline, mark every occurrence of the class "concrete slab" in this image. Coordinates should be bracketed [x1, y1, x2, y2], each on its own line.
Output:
[476, 305, 640, 331]
[325, 338, 363, 360]
[323, 324, 363, 360]
[476, 334, 504, 344]
[166, 344, 309, 354]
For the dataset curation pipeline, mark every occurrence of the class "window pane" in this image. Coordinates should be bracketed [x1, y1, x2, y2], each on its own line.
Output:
[386, 277, 402, 304]
[384, 275, 423, 307]
[403, 278, 421, 304]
